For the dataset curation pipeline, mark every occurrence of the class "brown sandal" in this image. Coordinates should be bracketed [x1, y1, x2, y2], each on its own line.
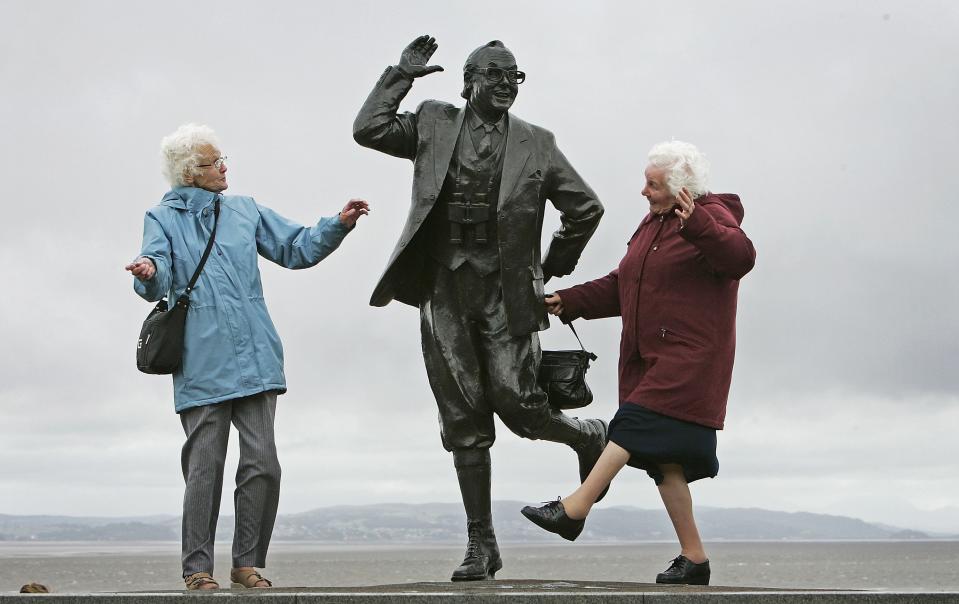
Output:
[184, 572, 219, 590]
[230, 567, 272, 588]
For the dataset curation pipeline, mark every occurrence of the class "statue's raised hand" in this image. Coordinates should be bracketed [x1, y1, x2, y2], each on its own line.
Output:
[398, 35, 444, 79]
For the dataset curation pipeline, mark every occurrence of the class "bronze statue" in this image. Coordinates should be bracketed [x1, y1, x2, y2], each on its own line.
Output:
[353, 35, 606, 581]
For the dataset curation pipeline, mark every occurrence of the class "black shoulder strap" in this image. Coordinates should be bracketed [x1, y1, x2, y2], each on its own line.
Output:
[566, 321, 585, 350]
[184, 197, 220, 295]
[566, 321, 598, 361]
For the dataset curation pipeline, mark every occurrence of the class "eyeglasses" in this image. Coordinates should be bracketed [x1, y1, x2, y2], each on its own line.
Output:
[198, 156, 228, 170]
[471, 67, 526, 85]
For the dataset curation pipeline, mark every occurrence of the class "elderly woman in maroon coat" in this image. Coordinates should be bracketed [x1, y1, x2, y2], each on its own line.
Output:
[522, 141, 755, 585]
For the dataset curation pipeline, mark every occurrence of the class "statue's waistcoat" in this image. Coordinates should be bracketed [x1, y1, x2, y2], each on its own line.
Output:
[425, 118, 507, 276]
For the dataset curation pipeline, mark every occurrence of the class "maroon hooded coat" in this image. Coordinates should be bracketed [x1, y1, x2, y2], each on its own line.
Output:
[556, 193, 755, 429]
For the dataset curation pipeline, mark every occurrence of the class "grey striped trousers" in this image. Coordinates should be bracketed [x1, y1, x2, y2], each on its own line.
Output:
[179, 390, 281, 577]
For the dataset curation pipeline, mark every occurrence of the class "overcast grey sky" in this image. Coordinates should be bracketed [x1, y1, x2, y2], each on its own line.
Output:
[1, 1, 957, 534]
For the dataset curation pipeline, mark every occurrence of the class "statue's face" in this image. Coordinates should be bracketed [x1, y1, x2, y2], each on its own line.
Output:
[467, 47, 519, 117]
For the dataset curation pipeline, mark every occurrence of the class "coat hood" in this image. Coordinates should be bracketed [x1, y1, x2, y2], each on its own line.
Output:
[160, 186, 218, 212]
[699, 193, 744, 225]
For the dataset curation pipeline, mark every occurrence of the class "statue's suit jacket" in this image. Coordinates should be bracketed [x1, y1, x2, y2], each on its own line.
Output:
[353, 66, 604, 336]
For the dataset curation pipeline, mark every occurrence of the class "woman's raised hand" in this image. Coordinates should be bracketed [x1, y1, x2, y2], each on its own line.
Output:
[675, 187, 696, 225]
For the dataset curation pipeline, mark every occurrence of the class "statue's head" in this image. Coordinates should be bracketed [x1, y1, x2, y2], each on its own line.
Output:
[461, 41, 525, 118]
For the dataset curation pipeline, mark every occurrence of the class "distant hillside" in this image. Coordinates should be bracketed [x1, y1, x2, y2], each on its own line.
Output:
[0, 503, 948, 543]
[0, 514, 179, 541]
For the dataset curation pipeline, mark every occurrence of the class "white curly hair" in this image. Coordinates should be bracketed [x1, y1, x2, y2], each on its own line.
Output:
[160, 123, 220, 187]
[647, 140, 710, 198]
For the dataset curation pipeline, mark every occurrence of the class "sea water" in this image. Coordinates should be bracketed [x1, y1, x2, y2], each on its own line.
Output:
[1, 540, 957, 593]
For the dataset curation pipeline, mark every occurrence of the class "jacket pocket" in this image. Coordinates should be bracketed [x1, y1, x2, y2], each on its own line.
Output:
[658, 325, 708, 348]
[180, 307, 225, 388]
[516, 172, 544, 199]
[530, 266, 545, 300]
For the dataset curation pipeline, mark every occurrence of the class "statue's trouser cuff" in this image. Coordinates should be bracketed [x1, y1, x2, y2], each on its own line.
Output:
[419, 261, 550, 451]
[453, 447, 490, 469]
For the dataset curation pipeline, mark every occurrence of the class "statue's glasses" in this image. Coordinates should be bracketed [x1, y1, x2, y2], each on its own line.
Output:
[198, 156, 228, 170]
[472, 67, 526, 85]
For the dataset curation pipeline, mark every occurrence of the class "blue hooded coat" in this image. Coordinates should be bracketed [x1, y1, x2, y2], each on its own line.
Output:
[134, 186, 350, 412]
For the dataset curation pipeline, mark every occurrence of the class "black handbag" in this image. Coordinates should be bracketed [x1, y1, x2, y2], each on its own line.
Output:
[538, 321, 598, 410]
[136, 198, 220, 375]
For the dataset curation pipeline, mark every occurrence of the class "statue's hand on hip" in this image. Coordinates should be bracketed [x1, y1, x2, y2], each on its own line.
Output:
[397, 34, 444, 79]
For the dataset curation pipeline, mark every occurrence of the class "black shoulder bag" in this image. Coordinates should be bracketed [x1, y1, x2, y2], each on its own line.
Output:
[538, 321, 598, 410]
[136, 198, 220, 375]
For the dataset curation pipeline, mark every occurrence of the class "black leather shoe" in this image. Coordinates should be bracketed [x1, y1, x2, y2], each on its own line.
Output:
[520, 499, 585, 541]
[450, 520, 502, 581]
[655, 555, 711, 585]
[574, 418, 610, 502]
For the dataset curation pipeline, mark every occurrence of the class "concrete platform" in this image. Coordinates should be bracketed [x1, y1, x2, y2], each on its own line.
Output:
[4, 580, 958, 603]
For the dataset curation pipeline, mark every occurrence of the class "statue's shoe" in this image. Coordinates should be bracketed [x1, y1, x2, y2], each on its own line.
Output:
[450, 551, 502, 581]
[450, 520, 502, 581]
[520, 499, 585, 541]
[655, 555, 711, 585]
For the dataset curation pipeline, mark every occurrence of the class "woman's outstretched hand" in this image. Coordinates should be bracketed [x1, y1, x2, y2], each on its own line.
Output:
[125, 257, 155, 281]
[339, 198, 370, 227]
[544, 293, 564, 316]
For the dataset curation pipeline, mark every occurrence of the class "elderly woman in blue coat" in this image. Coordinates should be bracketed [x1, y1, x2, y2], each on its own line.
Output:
[125, 123, 368, 590]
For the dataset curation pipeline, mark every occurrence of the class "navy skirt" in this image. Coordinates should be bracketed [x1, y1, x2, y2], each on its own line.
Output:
[607, 403, 719, 485]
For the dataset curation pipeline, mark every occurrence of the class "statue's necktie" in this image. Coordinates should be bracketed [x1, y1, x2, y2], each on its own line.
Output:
[477, 123, 496, 158]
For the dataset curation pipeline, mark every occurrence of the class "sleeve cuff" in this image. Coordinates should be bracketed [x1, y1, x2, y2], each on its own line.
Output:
[393, 65, 415, 81]
[678, 205, 711, 240]
[555, 286, 583, 321]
